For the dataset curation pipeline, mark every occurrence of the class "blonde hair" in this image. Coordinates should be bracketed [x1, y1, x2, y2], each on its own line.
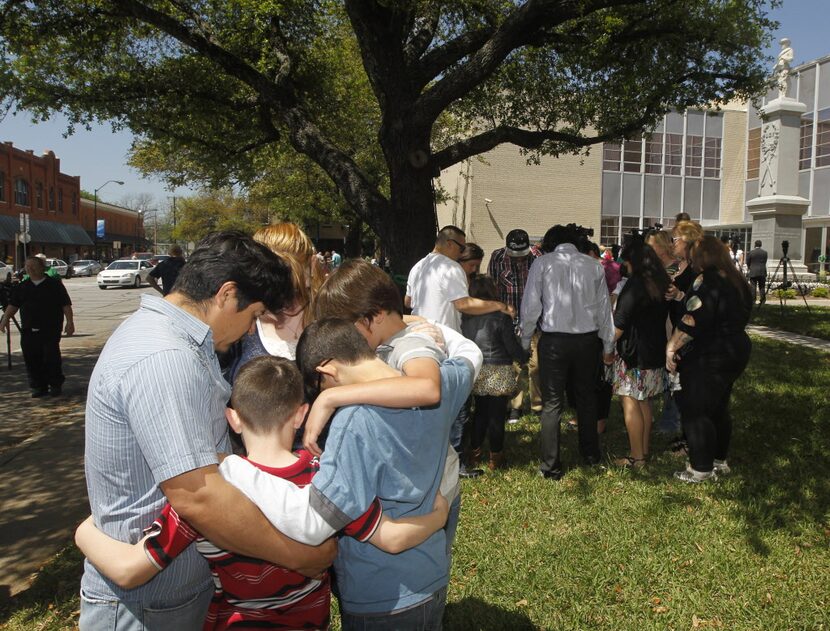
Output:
[253, 223, 323, 326]
[673, 220, 704, 244]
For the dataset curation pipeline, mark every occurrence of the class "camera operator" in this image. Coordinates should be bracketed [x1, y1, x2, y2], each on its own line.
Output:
[520, 225, 615, 480]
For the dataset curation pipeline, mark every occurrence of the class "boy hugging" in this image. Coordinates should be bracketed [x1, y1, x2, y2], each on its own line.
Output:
[76, 355, 450, 630]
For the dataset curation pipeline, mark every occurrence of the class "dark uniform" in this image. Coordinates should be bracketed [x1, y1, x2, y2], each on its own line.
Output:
[148, 256, 186, 296]
[10, 276, 72, 395]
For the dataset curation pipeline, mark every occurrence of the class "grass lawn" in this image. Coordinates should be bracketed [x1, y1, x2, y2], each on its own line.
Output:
[2, 336, 829, 630]
[750, 302, 830, 341]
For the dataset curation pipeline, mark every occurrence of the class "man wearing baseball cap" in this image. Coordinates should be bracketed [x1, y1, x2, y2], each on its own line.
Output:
[487, 229, 542, 423]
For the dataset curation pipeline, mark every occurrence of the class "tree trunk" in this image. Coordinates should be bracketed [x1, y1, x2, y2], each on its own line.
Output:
[344, 217, 363, 258]
[376, 124, 438, 276]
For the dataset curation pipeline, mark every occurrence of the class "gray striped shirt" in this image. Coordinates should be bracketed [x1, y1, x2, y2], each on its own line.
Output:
[82, 294, 232, 605]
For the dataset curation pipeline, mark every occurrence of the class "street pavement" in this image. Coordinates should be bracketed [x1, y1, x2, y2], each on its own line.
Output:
[0, 276, 151, 597]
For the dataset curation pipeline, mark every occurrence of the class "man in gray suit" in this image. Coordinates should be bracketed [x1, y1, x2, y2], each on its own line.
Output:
[746, 240, 768, 305]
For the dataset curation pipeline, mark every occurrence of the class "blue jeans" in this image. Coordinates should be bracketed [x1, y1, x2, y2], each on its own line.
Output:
[657, 391, 681, 434]
[340, 585, 448, 631]
[78, 586, 212, 630]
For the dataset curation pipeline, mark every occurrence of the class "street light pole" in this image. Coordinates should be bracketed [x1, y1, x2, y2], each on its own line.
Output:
[93, 179, 124, 260]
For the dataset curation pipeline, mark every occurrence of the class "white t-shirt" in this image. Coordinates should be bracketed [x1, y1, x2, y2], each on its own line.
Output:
[406, 252, 469, 332]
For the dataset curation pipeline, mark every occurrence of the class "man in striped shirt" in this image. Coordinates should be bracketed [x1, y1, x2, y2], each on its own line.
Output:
[80, 232, 335, 630]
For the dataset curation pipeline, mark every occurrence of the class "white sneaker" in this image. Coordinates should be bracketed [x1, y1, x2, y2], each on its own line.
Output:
[674, 465, 717, 484]
[713, 459, 731, 475]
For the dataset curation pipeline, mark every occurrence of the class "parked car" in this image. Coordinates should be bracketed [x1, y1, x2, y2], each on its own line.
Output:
[132, 252, 155, 261]
[71, 259, 103, 277]
[45, 258, 70, 278]
[0, 261, 13, 284]
[97, 260, 154, 289]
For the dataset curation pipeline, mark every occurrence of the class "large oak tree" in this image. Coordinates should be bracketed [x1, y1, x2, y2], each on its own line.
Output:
[0, 0, 776, 271]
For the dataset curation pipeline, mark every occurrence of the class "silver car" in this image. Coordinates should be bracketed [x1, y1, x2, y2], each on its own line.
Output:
[97, 260, 154, 289]
[0, 261, 12, 284]
[72, 259, 103, 277]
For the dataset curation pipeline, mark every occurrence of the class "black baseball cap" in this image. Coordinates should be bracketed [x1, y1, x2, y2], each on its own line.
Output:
[506, 229, 530, 257]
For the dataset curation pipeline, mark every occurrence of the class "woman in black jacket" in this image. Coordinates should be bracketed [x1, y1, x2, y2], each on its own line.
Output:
[612, 237, 671, 468]
[462, 275, 529, 470]
[666, 235, 752, 483]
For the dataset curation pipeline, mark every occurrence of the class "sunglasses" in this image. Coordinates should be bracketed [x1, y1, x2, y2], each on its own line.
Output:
[448, 238, 466, 250]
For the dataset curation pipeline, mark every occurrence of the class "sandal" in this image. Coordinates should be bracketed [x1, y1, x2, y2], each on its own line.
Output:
[614, 456, 647, 470]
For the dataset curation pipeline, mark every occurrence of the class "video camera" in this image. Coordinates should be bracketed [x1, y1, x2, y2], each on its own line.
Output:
[564, 223, 594, 239]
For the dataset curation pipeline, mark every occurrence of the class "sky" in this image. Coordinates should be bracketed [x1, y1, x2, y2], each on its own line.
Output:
[0, 0, 825, 210]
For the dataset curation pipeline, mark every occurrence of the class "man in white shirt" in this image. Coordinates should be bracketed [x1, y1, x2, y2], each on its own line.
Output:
[405, 225, 513, 477]
[520, 225, 615, 480]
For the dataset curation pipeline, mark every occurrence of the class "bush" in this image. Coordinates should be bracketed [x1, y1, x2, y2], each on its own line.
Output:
[773, 288, 797, 300]
[811, 286, 830, 298]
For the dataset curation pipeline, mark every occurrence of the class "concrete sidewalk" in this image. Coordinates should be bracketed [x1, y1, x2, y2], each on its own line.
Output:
[747, 324, 830, 352]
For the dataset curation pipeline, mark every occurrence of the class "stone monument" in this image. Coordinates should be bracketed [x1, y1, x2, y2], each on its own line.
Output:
[747, 37, 810, 275]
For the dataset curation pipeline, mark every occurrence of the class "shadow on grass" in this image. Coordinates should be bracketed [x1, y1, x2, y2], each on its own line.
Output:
[445, 596, 536, 630]
[0, 543, 82, 630]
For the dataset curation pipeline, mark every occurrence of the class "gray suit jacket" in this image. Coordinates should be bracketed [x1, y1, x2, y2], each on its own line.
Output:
[745, 247, 768, 278]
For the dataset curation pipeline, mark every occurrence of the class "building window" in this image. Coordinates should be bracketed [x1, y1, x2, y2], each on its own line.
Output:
[36, 182, 43, 208]
[747, 127, 761, 179]
[14, 178, 29, 206]
[685, 135, 702, 177]
[0, 171, 4, 202]
[58, 189, 64, 213]
[600, 216, 619, 246]
[665, 133, 683, 175]
[621, 216, 641, 239]
[644, 134, 663, 174]
[800, 115, 813, 170]
[704, 137, 722, 178]
[72, 191, 77, 214]
[817, 108, 830, 168]
[49, 187, 55, 211]
[623, 139, 642, 173]
[603, 142, 621, 171]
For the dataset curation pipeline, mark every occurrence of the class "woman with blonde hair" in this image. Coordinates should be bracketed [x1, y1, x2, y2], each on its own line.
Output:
[666, 235, 752, 482]
[224, 223, 322, 382]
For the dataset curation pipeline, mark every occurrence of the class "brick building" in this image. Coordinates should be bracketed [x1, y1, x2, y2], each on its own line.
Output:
[0, 142, 143, 266]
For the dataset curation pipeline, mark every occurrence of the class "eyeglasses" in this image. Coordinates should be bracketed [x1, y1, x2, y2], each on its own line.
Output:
[447, 239, 466, 250]
[315, 358, 333, 397]
[672, 237, 683, 244]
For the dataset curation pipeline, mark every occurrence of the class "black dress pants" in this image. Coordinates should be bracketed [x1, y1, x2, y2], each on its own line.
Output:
[20, 329, 64, 391]
[678, 333, 751, 472]
[538, 332, 602, 474]
[749, 276, 767, 304]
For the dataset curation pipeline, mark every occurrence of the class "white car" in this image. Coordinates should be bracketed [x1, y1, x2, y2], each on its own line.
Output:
[0, 262, 13, 284]
[97, 260, 154, 289]
[45, 258, 69, 277]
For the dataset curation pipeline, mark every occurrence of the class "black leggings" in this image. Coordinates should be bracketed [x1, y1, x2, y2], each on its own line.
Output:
[678, 334, 751, 472]
[472, 395, 510, 453]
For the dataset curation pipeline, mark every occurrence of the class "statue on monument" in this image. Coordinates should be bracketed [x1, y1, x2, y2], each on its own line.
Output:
[774, 37, 794, 99]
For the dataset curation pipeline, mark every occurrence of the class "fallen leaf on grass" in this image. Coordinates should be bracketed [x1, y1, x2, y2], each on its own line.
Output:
[650, 597, 662, 605]
[515, 599, 528, 607]
[694, 542, 704, 553]
[652, 606, 669, 614]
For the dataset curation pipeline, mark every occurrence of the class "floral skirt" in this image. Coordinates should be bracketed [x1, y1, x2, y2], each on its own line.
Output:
[473, 363, 519, 397]
[612, 357, 666, 401]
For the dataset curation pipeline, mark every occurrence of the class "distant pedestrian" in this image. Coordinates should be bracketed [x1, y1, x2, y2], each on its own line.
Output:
[745, 240, 768, 305]
[0, 256, 74, 397]
[330, 249, 342, 269]
[147, 244, 186, 296]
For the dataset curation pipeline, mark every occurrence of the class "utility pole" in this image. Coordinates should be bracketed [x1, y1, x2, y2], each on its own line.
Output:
[168, 196, 177, 243]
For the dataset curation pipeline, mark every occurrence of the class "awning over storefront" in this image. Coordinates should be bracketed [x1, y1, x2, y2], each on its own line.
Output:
[0, 215, 93, 246]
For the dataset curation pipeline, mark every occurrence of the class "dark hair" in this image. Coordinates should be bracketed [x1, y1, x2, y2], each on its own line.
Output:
[315, 258, 402, 321]
[675, 212, 691, 222]
[458, 243, 484, 263]
[169, 245, 184, 257]
[620, 237, 671, 301]
[436, 225, 466, 246]
[542, 225, 577, 253]
[611, 244, 622, 260]
[754, 240, 762, 248]
[231, 356, 303, 435]
[296, 318, 376, 399]
[690, 235, 752, 301]
[172, 230, 294, 313]
[468, 274, 498, 301]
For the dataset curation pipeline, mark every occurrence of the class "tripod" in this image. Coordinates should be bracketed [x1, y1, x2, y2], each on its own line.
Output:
[764, 253, 810, 315]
